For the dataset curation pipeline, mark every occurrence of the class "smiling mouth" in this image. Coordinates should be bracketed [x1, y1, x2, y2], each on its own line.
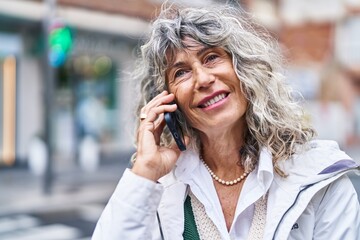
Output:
[198, 93, 229, 108]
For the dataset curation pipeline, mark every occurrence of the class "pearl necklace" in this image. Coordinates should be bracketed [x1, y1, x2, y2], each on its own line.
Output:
[200, 155, 252, 186]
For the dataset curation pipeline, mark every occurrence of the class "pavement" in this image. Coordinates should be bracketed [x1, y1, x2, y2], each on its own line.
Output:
[0, 146, 359, 240]
[0, 151, 132, 240]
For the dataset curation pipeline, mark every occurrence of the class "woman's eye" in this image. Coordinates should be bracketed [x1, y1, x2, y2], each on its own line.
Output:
[174, 69, 187, 79]
[205, 54, 219, 63]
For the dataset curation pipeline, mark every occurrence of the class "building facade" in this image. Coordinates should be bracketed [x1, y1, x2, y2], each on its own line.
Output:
[0, 0, 157, 169]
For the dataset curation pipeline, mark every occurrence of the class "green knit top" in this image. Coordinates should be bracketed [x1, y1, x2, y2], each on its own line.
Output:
[183, 195, 201, 240]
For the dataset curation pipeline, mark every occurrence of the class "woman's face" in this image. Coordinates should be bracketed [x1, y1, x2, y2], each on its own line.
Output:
[166, 38, 248, 136]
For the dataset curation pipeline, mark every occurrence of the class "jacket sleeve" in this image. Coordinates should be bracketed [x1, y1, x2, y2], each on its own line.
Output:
[313, 174, 360, 240]
[91, 169, 164, 240]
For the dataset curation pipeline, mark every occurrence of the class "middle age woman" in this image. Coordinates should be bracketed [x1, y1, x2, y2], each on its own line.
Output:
[92, 6, 360, 240]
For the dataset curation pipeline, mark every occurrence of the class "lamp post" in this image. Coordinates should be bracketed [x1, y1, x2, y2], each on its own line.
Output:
[43, 0, 57, 194]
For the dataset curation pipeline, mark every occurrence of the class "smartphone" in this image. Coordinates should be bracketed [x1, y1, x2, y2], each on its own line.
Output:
[164, 111, 186, 151]
[147, 81, 186, 151]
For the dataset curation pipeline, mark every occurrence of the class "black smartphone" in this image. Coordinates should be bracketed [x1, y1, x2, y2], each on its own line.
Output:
[147, 81, 186, 151]
[164, 110, 186, 151]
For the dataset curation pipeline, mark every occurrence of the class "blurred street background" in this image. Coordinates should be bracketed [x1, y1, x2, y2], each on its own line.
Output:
[0, 0, 360, 239]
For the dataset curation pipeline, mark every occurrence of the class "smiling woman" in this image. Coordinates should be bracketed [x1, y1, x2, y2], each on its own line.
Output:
[92, 4, 360, 240]
[165, 40, 248, 140]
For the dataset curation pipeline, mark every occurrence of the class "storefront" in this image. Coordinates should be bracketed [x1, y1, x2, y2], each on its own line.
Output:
[0, 32, 21, 166]
[0, 4, 144, 169]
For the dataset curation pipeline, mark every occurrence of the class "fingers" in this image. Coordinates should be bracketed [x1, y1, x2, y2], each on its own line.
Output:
[137, 91, 177, 150]
[143, 104, 177, 123]
[154, 114, 166, 144]
[141, 91, 173, 113]
[140, 91, 177, 124]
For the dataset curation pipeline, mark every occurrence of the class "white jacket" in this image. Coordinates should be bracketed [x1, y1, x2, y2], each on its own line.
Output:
[92, 140, 360, 240]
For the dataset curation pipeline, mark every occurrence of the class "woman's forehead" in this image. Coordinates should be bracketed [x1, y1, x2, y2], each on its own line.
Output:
[165, 37, 206, 66]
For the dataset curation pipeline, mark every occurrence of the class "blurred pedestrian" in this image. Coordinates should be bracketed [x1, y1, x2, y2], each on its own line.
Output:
[345, 65, 360, 144]
[92, 5, 360, 240]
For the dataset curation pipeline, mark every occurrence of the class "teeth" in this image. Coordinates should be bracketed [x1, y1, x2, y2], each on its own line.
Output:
[203, 93, 226, 107]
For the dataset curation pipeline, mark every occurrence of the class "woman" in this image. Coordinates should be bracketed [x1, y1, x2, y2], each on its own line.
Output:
[92, 5, 360, 240]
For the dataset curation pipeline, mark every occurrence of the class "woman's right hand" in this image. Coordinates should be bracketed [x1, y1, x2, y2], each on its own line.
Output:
[131, 91, 185, 182]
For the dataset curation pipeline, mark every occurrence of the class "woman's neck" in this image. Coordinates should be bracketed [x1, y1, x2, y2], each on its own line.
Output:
[199, 126, 246, 176]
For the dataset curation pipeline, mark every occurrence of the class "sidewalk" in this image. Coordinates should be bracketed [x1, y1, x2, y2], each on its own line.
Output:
[0, 156, 130, 240]
[0, 166, 121, 215]
[0, 154, 131, 214]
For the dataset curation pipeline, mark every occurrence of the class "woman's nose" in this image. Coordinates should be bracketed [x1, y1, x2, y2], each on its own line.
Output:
[194, 65, 215, 89]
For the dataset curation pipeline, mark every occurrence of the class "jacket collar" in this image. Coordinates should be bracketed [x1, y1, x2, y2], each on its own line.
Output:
[256, 148, 274, 193]
[318, 159, 359, 174]
[274, 140, 358, 189]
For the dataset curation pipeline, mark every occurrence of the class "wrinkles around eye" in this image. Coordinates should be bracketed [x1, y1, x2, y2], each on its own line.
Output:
[171, 69, 191, 85]
[205, 54, 219, 63]
[174, 69, 187, 78]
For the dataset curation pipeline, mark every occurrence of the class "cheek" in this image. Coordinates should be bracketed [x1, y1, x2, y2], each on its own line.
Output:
[235, 85, 248, 109]
[170, 82, 192, 108]
[171, 84, 199, 126]
[184, 113, 202, 130]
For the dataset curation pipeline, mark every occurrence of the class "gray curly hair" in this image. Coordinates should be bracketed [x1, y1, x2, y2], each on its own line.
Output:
[133, 5, 315, 174]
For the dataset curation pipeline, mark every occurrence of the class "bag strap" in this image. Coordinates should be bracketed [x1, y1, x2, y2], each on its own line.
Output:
[183, 195, 201, 240]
